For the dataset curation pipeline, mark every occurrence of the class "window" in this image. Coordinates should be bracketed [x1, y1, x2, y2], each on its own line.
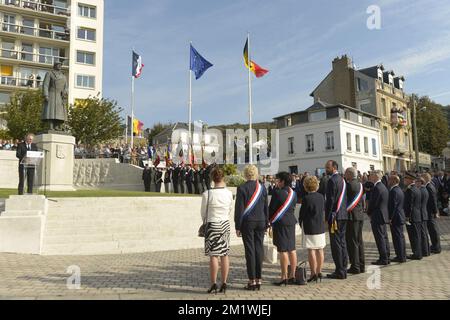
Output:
[346, 133, 352, 151]
[383, 126, 388, 145]
[309, 111, 326, 122]
[288, 137, 294, 155]
[76, 51, 95, 65]
[1, 41, 16, 59]
[285, 117, 292, 127]
[22, 18, 35, 36]
[306, 135, 314, 153]
[356, 135, 361, 152]
[372, 139, 377, 156]
[76, 75, 95, 89]
[325, 131, 334, 151]
[344, 111, 350, 120]
[77, 27, 96, 41]
[78, 4, 97, 18]
[39, 47, 64, 65]
[381, 98, 387, 117]
[3, 14, 16, 33]
[20, 43, 33, 62]
[364, 137, 369, 154]
[357, 77, 369, 92]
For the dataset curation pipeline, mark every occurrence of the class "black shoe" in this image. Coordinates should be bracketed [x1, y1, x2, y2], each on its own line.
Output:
[207, 284, 218, 294]
[273, 279, 288, 287]
[431, 250, 441, 254]
[219, 283, 227, 294]
[287, 278, 296, 285]
[391, 257, 407, 263]
[244, 282, 256, 291]
[407, 255, 422, 261]
[318, 273, 323, 282]
[255, 282, 262, 291]
[326, 273, 346, 280]
[347, 268, 360, 275]
[307, 275, 318, 283]
[371, 260, 389, 266]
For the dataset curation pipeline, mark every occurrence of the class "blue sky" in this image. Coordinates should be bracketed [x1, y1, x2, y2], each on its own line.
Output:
[103, 0, 450, 128]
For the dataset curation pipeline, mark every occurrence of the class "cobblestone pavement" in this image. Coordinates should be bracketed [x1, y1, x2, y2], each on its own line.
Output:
[0, 216, 449, 300]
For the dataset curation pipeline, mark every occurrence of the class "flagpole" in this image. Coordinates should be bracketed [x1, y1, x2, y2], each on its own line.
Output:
[189, 41, 193, 165]
[247, 33, 253, 165]
[131, 74, 135, 149]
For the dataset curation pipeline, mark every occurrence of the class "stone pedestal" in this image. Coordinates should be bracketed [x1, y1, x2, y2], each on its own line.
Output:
[35, 133, 76, 192]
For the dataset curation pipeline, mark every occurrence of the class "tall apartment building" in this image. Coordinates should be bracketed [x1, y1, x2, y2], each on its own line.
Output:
[311, 55, 414, 172]
[0, 0, 103, 127]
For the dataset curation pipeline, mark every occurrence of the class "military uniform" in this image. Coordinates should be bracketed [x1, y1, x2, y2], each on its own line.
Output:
[142, 167, 152, 192]
[404, 183, 423, 260]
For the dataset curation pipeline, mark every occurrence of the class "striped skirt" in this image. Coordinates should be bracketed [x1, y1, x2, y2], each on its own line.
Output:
[205, 220, 231, 257]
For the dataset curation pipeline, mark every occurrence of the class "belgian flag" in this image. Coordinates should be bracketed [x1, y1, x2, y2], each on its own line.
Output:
[244, 39, 269, 78]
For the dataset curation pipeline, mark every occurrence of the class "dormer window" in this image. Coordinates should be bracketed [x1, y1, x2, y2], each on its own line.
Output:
[285, 116, 292, 127]
[377, 69, 383, 80]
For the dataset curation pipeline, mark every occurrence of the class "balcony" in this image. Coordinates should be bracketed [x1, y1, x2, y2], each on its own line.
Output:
[391, 110, 408, 128]
[0, 75, 42, 89]
[0, 0, 70, 18]
[1, 22, 70, 42]
[0, 48, 69, 66]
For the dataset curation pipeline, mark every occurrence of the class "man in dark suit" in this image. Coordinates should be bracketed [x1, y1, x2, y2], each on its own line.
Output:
[325, 161, 348, 279]
[16, 134, 38, 195]
[367, 170, 391, 265]
[417, 177, 431, 257]
[186, 165, 194, 194]
[193, 166, 201, 194]
[388, 175, 407, 263]
[172, 165, 180, 194]
[422, 173, 441, 254]
[163, 167, 172, 194]
[154, 168, 163, 193]
[404, 172, 423, 260]
[179, 165, 186, 194]
[345, 167, 365, 274]
[142, 164, 152, 192]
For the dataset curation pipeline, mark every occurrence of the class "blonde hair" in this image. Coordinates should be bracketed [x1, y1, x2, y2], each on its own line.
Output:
[244, 165, 259, 181]
[421, 173, 432, 183]
[303, 176, 319, 193]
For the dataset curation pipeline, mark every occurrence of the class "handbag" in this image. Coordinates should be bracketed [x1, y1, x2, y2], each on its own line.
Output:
[295, 261, 308, 285]
[198, 190, 210, 238]
[263, 232, 278, 264]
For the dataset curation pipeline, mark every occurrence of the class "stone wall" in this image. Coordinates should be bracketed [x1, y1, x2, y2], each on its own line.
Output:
[0, 151, 19, 189]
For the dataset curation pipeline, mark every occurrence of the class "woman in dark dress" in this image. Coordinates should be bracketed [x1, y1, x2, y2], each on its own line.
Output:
[269, 172, 298, 286]
[299, 176, 326, 283]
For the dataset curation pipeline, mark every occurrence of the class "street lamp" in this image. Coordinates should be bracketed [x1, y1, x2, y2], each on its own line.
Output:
[412, 95, 427, 172]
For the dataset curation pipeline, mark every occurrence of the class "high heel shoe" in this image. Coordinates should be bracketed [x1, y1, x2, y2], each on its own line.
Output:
[219, 283, 227, 294]
[288, 278, 296, 285]
[244, 282, 256, 291]
[255, 281, 262, 291]
[307, 275, 318, 283]
[318, 273, 323, 283]
[273, 279, 288, 286]
[207, 284, 218, 294]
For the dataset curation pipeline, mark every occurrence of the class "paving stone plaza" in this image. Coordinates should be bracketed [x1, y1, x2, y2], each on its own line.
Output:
[0, 215, 448, 300]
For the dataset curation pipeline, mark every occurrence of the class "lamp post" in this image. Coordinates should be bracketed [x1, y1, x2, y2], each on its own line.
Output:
[412, 95, 426, 172]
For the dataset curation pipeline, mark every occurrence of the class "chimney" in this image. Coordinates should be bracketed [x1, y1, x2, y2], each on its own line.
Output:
[332, 54, 353, 71]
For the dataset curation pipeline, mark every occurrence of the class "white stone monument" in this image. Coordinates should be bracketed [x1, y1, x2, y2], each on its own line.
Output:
[35, 133, 76, 192]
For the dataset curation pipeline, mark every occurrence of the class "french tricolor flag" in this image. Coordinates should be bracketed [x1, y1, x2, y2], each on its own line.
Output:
[132, 50, 144, 78]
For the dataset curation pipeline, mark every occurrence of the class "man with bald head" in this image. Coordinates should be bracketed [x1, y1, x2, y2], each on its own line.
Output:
[16, 133, 38, 195]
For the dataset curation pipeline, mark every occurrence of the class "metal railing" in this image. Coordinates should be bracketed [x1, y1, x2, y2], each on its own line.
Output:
[1, 0, 70, 17]
[0, 48, 69, 65]
[1, 22, 70, 41]
[0, 75, 42, 88]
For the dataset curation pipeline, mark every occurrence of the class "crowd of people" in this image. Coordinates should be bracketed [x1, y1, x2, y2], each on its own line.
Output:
[200, 162, 448, 294]
[142, 163, 217, 194]
[0, 139, 20, 151]
[74, 143, 149, 165]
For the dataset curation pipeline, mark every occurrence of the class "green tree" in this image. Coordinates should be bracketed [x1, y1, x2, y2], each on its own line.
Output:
[147, 122, 172, 145]
[1, 90, 46, 140]
[68, 96, 123, 148]
[221, 164, 238, 176]
[414, 95, 449, 156]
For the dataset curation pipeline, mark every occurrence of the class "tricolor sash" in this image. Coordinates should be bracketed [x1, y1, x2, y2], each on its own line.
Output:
[241, 182, 264, 223]
[330, 178, 347, 234]
[347, 183, 363, 212]
[270, 187, 295, 224]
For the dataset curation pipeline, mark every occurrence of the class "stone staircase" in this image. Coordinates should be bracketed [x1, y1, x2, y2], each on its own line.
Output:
[41, 197, 213, 256]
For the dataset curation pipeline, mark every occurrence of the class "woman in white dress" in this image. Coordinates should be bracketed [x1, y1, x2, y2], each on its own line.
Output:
[201, 167, 234, 294]
[298, 176, 327, 283]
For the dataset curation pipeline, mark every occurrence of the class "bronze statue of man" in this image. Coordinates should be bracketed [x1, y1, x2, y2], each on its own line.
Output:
[42, 61, 68, 131]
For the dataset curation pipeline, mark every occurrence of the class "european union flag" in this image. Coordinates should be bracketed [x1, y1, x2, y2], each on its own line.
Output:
[190, 44, 213, 80]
